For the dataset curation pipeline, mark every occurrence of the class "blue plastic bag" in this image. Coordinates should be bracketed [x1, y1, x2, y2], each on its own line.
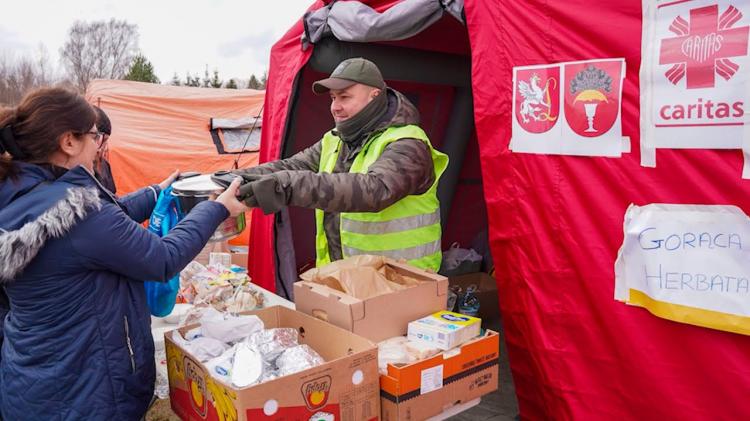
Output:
[144, 186, 182, 317]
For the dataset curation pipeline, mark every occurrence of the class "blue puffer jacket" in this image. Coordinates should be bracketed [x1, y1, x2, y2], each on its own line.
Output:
[0, 163, 228, 420]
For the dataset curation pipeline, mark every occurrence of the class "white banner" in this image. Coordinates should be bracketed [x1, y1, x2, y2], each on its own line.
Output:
[640, 0, 750, 174]
[510, 59, 626, 157]
[615, 203, 750, 335]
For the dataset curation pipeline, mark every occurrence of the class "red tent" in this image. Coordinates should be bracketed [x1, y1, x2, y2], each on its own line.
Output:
[251, 1, 750, 419]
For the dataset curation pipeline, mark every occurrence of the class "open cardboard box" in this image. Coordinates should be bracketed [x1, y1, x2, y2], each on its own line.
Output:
[166, 306, 381, 421]
[294, 259, 449, 342]
[380, 331, 500, 421]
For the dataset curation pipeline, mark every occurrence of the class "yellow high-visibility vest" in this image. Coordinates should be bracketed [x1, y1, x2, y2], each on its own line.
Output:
[315, 125, 449, 271]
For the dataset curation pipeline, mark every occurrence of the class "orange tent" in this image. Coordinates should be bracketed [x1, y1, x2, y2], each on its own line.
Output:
[85, 79, 263, 194]
[85, 80, 263, 246]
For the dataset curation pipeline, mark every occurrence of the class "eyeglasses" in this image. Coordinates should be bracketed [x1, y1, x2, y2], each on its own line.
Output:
[77, 131, 106, 147]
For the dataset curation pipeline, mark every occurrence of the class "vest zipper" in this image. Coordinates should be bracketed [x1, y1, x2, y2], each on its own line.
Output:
[124, 315, 136, 374]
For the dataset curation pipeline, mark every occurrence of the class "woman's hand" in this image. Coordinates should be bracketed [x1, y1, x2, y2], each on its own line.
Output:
[215, 177, 250, 217]
[158, 169, 180, 191]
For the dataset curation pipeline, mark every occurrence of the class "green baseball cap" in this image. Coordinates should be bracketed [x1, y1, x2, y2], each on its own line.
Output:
[312, 57, 386, 94]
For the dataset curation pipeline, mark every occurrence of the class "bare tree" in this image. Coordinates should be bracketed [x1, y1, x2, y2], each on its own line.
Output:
[0, 48, 58, 106]
[60, 19, 139, 91]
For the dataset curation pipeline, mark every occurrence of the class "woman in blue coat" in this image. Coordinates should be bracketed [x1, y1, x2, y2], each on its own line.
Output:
[0, 87, 248, 420]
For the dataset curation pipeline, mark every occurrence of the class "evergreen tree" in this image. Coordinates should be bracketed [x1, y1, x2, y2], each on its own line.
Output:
[260, 70, 267, 89]
[210, 69, 222, 88]
[184, 72, 200, 87]
[123, 54, 160, 83]
[202, 66, 210, 88]
[170, 72, 181, 86]
[247, 74, 261, 89]
[226, 79, 238, 89]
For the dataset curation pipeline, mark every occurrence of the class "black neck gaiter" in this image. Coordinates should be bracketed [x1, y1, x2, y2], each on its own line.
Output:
[335, 90, 389, 145]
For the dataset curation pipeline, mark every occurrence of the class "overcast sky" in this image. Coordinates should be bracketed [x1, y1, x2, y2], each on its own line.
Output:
[2, 0, 314, 83]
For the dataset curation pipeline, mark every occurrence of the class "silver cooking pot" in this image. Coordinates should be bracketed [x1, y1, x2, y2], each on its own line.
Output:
[171, 173, 245, 242]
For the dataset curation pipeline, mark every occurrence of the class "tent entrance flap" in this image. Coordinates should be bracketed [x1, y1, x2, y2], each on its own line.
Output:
[274, 33, 484, 292]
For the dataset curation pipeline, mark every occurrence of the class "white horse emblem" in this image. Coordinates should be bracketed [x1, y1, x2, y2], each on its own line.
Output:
[518, 74, 557, 123]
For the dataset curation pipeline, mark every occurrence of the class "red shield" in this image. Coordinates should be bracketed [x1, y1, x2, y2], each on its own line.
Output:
[563, 61, 622, 137]
[514, 66, 560, 134]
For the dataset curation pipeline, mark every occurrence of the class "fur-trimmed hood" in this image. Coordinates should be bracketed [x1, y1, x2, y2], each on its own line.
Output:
[0, 164, 104, 282]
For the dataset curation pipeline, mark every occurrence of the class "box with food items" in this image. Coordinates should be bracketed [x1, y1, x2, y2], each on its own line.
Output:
[176, 260, 264, 316]
[377, 312, 499, 421]
[166, 306, 381, 421]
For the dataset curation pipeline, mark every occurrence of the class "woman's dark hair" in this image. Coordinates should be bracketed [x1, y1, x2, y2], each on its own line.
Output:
[93, 106, 112, 136]
[0, 87, 96, 181]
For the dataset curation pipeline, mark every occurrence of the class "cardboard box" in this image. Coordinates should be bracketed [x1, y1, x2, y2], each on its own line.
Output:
[194, 240, 229, 266]
[407, 311, 482, 350]
[294, 260, 448, 342]
[379, 331, 500, 421]
[231, 251, 248, 268]
[448, 272, 499, 325]
[166, 306, 381, 421]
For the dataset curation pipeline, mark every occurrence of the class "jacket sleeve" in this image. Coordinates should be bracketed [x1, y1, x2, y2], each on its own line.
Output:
[252, 138, 435, 214]
[72, 200, 229, 282]
[117, 185, 160, 223]
[233, 140, 322, 176]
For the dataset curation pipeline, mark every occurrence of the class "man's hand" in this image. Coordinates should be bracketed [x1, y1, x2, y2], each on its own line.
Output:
[215, 178, 251, 217]
[158, 169, 180, 191]
[238, 181, 259, 208]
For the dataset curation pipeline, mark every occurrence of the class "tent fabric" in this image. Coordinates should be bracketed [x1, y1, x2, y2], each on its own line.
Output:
[302, 0, 459, 45]
[85, 80, 263, 195]
[249, 11, 316, 293]
[466, 1, 750, 420]
[257, 1, 750, 419]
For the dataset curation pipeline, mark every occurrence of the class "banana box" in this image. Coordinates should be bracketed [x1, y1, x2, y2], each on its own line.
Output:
[165, 305, 380, 421]
[407, 311, 481, 350]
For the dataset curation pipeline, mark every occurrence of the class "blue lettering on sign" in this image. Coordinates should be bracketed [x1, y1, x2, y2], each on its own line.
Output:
[643, 264, 749, 294]
[638, 228, 742, 251]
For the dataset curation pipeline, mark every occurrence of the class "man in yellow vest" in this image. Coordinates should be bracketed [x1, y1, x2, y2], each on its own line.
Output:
[233, 58, 448, 271]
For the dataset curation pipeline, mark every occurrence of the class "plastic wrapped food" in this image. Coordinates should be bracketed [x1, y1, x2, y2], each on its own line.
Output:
[171, 329, 228, 362]
[226, 286, 263, 314]
[181, 304, 223, 327]
[246, 328, 299, 363]
[205, 345, 237, 384]
[377, 336, 414, 374]
[276, 344, 325, 376]
[201, 314, 264, 344]
[195, 284, 234, 312]
[405, 340, 441, 360]
[231, 343, 264, 387]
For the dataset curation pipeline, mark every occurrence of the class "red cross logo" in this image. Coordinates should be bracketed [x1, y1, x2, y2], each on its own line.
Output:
[659, 4, 749, 89]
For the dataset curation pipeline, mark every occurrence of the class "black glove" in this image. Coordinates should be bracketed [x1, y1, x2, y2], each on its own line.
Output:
[232, 170, 266, 184]
[238, 181, 259, 207]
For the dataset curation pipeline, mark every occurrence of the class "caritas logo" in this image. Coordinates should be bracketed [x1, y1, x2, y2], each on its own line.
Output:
[301, 376, 332, 411]
[660, 4, 749, 89]
[657, 3, 750, 124]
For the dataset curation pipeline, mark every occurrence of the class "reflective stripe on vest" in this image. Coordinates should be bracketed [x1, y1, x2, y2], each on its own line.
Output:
[343, 238, 442, 261]
[340, 209, 440, 235]
[315, 124, 449, 271]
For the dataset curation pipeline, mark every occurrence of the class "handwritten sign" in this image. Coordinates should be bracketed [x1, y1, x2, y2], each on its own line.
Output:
[615, 204, 750, 335]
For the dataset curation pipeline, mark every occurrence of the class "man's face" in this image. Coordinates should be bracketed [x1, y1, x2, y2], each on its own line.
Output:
[329, 83, 381, 123]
